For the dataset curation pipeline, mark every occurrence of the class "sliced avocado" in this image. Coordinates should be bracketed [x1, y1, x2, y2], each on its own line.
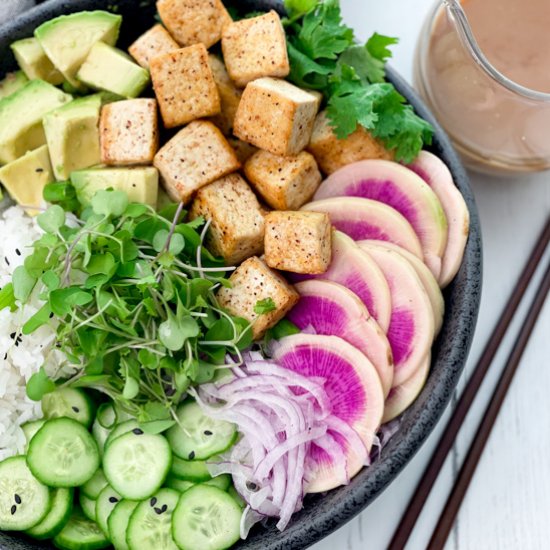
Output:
[0, 80, 72, 165]
[0, 145, 55, 214]
[44, 94, 102, 181]
[77, 42, 150, 99]
[35, 11, 122, 89]
[10, 37, 64, 85]
[0, 71, 29, 100]
[71, 167, 159, 207]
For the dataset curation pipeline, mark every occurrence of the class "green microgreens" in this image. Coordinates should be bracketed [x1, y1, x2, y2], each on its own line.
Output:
[12, 189, 252, 424]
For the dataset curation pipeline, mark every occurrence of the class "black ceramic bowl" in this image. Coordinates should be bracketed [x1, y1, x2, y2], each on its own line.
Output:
[0, 1, 482, 548]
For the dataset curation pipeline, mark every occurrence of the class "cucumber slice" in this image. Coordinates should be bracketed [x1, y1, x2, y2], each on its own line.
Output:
[95, 485, 121, 536]
[92, 418, 111, 458]
[81, 469, 108, 500]
[96, 403, 117, 429]
[165, 476, 194, 493]
[26, 488, 73, 540]
[79, 493, 97, 522]
[21, 419, 46, 450]
[171, 456, 211, 482]
[227, 485, 245, 509]
[53, 509, 110, 550]
[166, 401, 236, 460]
[108, 500, 138, 550]
[126, 488, 180, 550]
[0, 456, 51, 531]
[103, 431, 172, 500]
[204, 474, 231, 492]
[27, 417, 100, 487]
[171, 485, 242, 550]
[104, 419, 140, 448]
[42, 387, 95, 428]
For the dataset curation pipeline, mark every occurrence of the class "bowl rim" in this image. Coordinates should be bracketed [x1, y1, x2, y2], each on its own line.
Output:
[0, 1, 482, 549]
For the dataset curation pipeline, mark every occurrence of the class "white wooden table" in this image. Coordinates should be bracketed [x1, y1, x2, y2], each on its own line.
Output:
[313, 2, 550, 549]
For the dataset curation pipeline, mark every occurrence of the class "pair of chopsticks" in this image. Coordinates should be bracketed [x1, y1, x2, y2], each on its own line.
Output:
[389, 216, 550, 550]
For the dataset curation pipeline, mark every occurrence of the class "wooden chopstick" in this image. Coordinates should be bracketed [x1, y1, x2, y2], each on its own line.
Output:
[388, 216, 550, 550]
[427, 259, 550, 549]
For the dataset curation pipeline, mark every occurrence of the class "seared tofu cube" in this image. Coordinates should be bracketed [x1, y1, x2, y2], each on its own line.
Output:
[100, 99, 159, 165]
[217, 256, 299, 339]
[157, 0, 232, 49]
[244, 150, 321, 210]
[128, 24, 180, 70]
[264, 211, 332, 274]
[307, 110, 393, 174]
[234, 78, 320, 156]
[154, 120, 240, 204]
[226, 137, 257, 164]
[150, 44, 220, 128]
[208, 54, 242, 135]
[222, 11, 289, 88]
[189, 173, 265, 265]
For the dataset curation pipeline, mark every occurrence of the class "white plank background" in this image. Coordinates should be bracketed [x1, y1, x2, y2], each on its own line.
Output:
[312, 2, 550, 549]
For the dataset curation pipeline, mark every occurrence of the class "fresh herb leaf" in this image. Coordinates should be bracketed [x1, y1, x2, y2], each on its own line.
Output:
[0, 283, 16, 312]
[366, 32, 399, 63]
[37, 205, 65, 234]
[13, 266, 36, 302]
[254, 297, 277, 315]
[26, 368, 56, 401]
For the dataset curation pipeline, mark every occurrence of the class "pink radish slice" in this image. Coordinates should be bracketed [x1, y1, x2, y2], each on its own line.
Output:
[288, 231, 392, 333]
[272, 333, 385, 493]
[382, 354, 430, 423]
[365, 246, 435, 387]
[314, 160, 448, 280]
[358, 240, 444, 336]
[408, 151, 470, 288]
[288, 279, 394, 396]
[302, 197, 423, 260]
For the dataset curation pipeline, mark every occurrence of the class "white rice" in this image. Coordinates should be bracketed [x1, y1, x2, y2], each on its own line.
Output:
[0, 205, 66, 460]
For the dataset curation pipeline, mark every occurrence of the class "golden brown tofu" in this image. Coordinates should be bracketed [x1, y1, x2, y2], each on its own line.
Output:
[307, 110, 393, 174]
[100, 99, 159, 166]
[217, 256, 299, 339]
[189, 173, 265, 265]
[128, 24, 180, 70]
[244, 150, 321, 210]
[226, 137, 258, 164]
[207, 54, 242, 135]
[221, 11, 289, 87]
[234, 77, 320, 156]
[264, 210, 332, 274]
[150, 44, 220, 128]
[157, 0, 232, 48]
[153, 120, 240, 204]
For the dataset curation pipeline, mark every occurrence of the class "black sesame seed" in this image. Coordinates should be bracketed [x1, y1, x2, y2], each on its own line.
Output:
[109, 497, 118, 503]
[161, 504, 168, 513]
[10, 332, 16, 339]
[49, 312, 54, 319]
[10, 505, 16, 515]
[15, 249, 21, 256]
[3, 353, 7, 360]
[150, 497, 157, 507]
[4, 257, 9, 266]
[35, 168, 44, 173]
[14, 494, 21, 504]
[72, 406, 80, 413]
[188, 451, 195, 460]
[154, 507, 162, 515]
[133, 428, 144, 435]
[204, 430, 213, 436]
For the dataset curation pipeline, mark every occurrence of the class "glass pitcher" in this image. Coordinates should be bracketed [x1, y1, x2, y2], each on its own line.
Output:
[414, 0, 550, 175]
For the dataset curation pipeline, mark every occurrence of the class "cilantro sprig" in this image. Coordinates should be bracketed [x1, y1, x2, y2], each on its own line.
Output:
[13, 189, 253, 425]
[283, 0, 433, 162]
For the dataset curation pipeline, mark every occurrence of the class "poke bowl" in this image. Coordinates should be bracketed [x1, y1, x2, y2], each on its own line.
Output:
[0, 0, 482, 549]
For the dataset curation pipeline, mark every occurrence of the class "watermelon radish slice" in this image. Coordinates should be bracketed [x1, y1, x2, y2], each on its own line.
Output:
[359, 240, 444, 336]
[408, 151, 470, 288]
[382, 354, 430, 423]
[272, 334, 385, 493]
[288, 231, 392, 332]
[314, 160, 448, 280]
[288, 279, 394, 396]
[365, 246, 435, 387]
[302, 197, 423, 259]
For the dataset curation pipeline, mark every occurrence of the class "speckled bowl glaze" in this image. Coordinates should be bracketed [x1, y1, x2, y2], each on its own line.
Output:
[0, 1, 482, 548]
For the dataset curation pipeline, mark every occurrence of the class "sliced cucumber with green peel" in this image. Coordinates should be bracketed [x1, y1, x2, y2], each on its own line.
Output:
[228, 485, 245, 509]
[81, 469, 108, 500]
[204, 474, 231, 492]
[166, 401, 237, 460]
[171, 485, 242, 550]
[79, 493, 97, 522]
[26, 488, 73, 540]
[126, 488, 180, 550]
[42, 387, 95, 428]
[21, 419, 46, 450]
[103, 431, 172, 500]
[108, 499, 138, 550]
[92, 418, 110, 458]
[0, 456, 51, 531]
[95, 485, 121, 536]
[96, 403, 117, 429]
[171, 456, 211, 482]
[104, 419, 140, 448]
[53, 509, 110, 550]
[27, 418, 100, 487]
[165, 476, 194, 493]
